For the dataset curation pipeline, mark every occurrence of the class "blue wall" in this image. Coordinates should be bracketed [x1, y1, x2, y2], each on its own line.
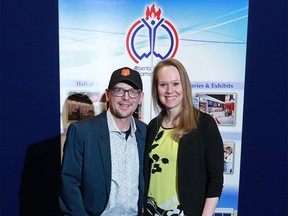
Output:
[1, 1, 61, 215]
[238, 0, 287, 215]
[0, 0, 287, 215]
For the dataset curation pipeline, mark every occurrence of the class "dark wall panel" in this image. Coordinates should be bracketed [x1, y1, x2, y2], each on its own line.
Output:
[239, 0, 287, 215]
[1, 0, 61, 215]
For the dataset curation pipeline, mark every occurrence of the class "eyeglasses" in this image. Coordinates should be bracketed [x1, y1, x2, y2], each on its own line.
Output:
[111, 87, 141, 99]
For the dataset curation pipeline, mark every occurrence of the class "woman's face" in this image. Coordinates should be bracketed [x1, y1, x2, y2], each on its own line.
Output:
[157, 65, 183, 113]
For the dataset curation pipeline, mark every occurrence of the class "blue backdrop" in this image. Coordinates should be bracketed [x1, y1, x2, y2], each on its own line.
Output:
[0, 0, 287, 215]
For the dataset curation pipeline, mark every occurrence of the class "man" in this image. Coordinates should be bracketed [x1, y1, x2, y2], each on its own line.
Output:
[59, 67, 146, 216]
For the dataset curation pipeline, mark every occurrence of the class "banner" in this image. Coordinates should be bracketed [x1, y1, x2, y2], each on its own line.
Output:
[59, 1, 248, 214]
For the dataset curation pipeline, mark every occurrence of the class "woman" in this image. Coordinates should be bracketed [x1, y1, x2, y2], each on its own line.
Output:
[144, 59, 224, 216]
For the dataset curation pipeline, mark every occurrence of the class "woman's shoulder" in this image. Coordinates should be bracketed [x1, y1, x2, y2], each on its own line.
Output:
[198, 111, 217, 126]
[147, 115, 163, 135]
[148, 116, 158, 124]
[148, 115, 162, 127]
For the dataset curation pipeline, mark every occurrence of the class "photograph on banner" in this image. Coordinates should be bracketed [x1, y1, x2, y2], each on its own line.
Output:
[66, 91, 106, 122]
[195, 93, 236, 126]
[133, 103, 143, 121]
[224, 141, 235, 174]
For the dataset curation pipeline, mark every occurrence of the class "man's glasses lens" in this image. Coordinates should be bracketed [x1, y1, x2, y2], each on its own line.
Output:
[112, 88, 140, 98]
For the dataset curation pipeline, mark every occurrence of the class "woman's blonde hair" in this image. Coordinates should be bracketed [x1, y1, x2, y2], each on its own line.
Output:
[151, 58, 200, 142]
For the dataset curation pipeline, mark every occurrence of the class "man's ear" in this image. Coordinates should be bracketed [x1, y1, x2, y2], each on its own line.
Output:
[139, 92, 144, 103]
[105, 89, 110, 102]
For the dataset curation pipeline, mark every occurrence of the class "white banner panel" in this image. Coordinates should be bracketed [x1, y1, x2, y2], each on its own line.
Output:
[59, 1, 249, 214]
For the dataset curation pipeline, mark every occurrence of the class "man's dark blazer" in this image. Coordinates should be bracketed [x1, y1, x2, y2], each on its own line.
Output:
[59, 112, 146, 216]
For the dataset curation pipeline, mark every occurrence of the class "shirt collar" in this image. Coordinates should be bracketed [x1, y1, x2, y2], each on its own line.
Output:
[107, 109, 137, 135]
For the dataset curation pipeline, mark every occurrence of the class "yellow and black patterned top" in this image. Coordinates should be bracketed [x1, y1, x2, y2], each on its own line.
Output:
[147, 126, 185, 216]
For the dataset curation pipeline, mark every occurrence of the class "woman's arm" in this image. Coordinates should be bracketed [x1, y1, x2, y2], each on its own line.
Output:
[204, 114, 224, 197]
[202, 114, 224, 215]
[201, 197, 219, 216]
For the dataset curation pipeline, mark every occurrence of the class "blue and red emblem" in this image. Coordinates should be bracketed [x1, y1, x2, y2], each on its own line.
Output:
[126, 4, 179, 64]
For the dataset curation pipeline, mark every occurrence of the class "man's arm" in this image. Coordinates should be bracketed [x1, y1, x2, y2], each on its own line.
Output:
[59, 123, 87, 215]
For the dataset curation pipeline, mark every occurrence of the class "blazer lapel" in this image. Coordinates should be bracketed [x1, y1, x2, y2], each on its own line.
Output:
[98, 113, 111, 194]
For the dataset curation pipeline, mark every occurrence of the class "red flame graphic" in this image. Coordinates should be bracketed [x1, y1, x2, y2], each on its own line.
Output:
[145, 4, 161, 20]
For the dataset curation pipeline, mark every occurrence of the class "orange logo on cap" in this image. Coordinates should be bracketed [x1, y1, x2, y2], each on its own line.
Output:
[121, 69, 130, 76]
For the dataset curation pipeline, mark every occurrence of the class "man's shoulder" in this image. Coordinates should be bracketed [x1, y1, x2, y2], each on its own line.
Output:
[134, 118, 147, 128]
[134, 118, 147, 137]
[73, 112, 107, 128]
[134, 117, 146, 125]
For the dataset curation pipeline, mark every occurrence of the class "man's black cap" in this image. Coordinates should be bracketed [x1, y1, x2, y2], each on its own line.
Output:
[108, 67, 143, 90]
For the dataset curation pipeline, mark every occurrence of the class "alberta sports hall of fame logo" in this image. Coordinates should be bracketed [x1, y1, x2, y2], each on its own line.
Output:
[126, 4, 179, 69]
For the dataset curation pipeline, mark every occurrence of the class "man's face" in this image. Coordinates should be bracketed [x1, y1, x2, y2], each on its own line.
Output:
[105, 82, 144, 120]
